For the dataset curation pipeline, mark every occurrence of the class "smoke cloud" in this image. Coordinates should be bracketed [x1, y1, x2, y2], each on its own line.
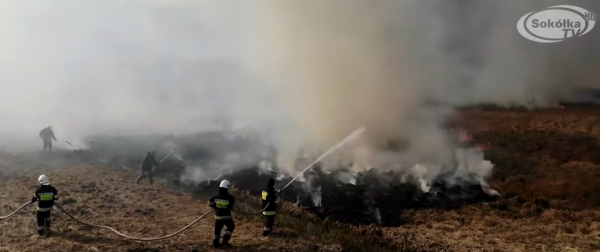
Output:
[1, 1, 599, 191]
[241, 0, 600, 187]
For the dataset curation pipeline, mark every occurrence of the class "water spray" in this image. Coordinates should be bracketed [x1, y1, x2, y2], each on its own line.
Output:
[153, 147, 177, 172]
[159, 147, 177, 164]
[280, 127, 366, 191]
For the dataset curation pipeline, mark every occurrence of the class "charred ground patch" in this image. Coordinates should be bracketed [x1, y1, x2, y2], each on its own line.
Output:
[66, 128, 501, 227]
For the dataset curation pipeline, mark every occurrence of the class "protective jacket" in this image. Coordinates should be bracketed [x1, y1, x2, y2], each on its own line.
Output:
[39, 128, 56, 142]
[31, 185, 58, 212]
[140, 152, 159, 171]
[209, 188, 235, 220]
[261, 180, 277, 215]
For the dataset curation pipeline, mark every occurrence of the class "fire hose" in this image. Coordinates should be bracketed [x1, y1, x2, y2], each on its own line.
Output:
[232, 203, 270, 215]
[2, 202, 270, 241]
[0, 202, 31, 219]
[54, 203, 270, 241]
[55, 204, 215, 241]
[1, 127, 364, 240]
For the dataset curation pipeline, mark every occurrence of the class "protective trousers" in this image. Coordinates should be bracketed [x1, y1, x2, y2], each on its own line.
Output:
[136, 168, 154, 185]
[263, 215, 275, 236]
[214, 219, 235, 245]
[43, 140, 52, 153]
[36, 210, 51, 235]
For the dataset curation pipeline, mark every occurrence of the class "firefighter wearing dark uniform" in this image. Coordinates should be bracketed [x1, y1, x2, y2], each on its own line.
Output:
[262, 178, 277, 236]
[208, 180, 235, 247]
[136, 150, 159, 185]
[39, 126, 57, 153]
[30, 175, 58, 236]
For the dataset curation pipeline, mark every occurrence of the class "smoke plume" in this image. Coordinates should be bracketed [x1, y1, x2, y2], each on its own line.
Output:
[1, 1, 599, 192]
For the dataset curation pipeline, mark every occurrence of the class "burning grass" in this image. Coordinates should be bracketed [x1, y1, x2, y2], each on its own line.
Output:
[233, 190, 397, 252]
[4, 107, 600, 251]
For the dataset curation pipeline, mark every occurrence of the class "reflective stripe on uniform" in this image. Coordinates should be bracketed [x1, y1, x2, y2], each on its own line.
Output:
[39, 192, 54, 201]
[263, 211, 276, 216]
[215, 199, 230, 209]
[263, 227, 271, 231]
[37, 207, 52, 212]
[37, 226, 45, 230]
[215, 215, 231, 220]
[262, 191, 268, 200]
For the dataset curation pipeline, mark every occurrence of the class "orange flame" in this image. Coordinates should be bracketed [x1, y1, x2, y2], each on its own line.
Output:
[452, 127, 492, 150]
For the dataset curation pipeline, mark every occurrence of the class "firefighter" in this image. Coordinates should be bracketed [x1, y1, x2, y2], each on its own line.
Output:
[30, 175, 59, 236]
[208, 180, 235, 247]
[39, 126, 57, 153]
[261, 178, 278, 236]
[136, 150, 159, 185]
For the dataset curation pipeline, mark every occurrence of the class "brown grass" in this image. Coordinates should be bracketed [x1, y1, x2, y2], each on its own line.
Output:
[459, 108, 600, 209]
[4, 107, 600, 251]
[0, 162, 335, 252]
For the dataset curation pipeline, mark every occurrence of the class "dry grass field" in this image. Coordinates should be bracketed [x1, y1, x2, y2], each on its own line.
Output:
[0, 160, 339, 252]
[2, 107, 600, 251]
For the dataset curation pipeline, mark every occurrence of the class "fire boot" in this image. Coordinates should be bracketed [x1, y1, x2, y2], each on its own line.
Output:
[222, 234, 232, 247]
[44, 218, 52, 237]
[262, 227, 271, 237]
[213, 236, 221, 247]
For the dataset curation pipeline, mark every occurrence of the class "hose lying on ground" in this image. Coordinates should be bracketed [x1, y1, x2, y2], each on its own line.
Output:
[56, 204, 214, 241]
[3, 128, 362, 240]
[233, 203, 270, 215]
[56, 203, 270, 241]
[3, 201, 268, 241]
[0, 202, 31, 219]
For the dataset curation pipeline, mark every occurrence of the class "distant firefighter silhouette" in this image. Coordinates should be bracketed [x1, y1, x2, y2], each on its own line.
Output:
[136, 150, 159, 185]
[39, 126, 57, 153]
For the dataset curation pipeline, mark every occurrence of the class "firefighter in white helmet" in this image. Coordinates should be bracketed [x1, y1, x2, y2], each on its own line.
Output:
[30, 175, 59, 236]
[208, 180, 235, 247]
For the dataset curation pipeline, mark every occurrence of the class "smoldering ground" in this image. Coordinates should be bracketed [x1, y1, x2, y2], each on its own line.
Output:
[0, 0, 598, 224]
[67, 130, 496, 226]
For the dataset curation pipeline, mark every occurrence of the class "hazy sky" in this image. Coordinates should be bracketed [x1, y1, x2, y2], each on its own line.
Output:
[0, 0, 598, 152]
[0, 1, 263, 139]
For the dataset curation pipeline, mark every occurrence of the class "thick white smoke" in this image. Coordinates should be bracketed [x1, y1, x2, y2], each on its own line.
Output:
[1, 1, 599, 190]
[242, 0, 600, 191]
[0, 0, 281, 149]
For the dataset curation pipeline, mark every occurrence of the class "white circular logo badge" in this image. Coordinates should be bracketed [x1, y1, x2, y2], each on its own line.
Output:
[517, 5, 596, 43]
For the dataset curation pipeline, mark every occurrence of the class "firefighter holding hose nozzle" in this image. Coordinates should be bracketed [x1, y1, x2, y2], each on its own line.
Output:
[136, 150, 159, 185]
[31, 175, 59, 236]
[208, 180, 235, 247]
[262, 178, 278, 237]
[39, 126, 57, 153]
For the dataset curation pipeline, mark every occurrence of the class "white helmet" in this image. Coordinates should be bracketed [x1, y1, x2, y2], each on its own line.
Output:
[38, 175, 50, 185]
[219, 180, 230, 189]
